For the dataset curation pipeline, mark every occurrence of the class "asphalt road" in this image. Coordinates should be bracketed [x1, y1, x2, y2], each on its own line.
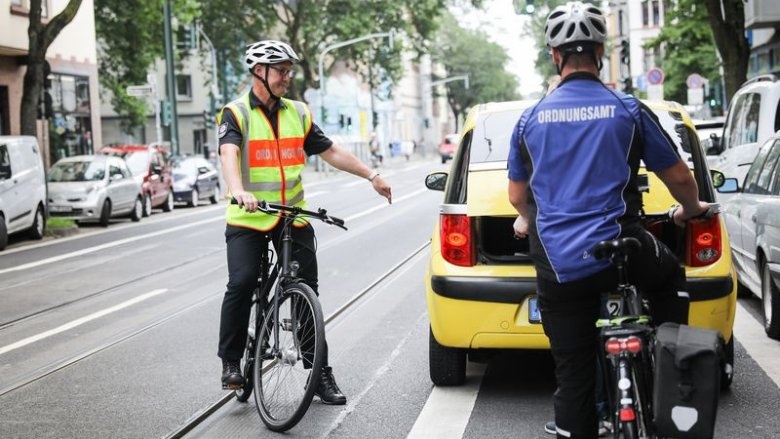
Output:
[1, 155, 779, 439]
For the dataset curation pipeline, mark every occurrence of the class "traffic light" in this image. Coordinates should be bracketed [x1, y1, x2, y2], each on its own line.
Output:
[620, 39, 631, 66]
[621, 77, 633, 94]
[339, 114, 345, 129]
[513, 0, 535, 14]
[161, 100, 172, 126]
[346, 116, 353, 131]
[372, 111, 378, 128]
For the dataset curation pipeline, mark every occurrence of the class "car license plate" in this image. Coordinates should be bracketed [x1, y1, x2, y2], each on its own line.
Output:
[529, 296, 624, 323]
[49, 205, 72, 213]
[529, 297, 542, 323]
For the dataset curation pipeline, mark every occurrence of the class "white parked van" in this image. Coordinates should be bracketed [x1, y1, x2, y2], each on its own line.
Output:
[0, 136, 47, 250]
[710, 74, 780, 186]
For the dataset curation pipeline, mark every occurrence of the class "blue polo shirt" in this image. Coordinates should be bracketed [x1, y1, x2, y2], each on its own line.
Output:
[507, 73, 681, 283]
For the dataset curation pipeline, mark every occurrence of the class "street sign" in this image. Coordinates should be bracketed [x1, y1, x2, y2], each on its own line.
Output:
[647, 84, 664, 101]
[647, 67, 665, 86]
[126, 84, 153, 97]
[686, 73, 705, 89]
[688, 88, 704, 106]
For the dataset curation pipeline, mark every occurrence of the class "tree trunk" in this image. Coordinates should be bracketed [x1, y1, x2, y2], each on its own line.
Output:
[705, 0, 749, 103]
[19, 0, 84, 137]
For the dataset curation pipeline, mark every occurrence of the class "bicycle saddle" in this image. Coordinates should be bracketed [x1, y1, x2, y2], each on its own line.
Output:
[593, 237, 642, 261]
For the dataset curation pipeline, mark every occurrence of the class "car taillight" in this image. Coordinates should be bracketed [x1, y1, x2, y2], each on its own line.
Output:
[686, 214, 722, 267]
[440, 214, 475, 267]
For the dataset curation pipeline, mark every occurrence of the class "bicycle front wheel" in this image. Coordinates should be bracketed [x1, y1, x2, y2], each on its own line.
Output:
[253, 282, 325, 432]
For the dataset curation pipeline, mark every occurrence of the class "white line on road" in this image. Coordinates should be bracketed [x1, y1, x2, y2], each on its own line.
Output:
[344, 188, 428, 222]
[406, 362, 487, 439]
[0, 288, 168, 356]
[0, 216, 223, 275]
[733, 301, 780, 388]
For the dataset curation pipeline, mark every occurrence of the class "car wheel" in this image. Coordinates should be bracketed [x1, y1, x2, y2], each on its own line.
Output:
[28, 204, 45, 240]
[429, 327, 466, 386]
[0, 215, 7, 251]
[130, 197, 143, 222]
[142, 194, 152, 217]
[210, 185, 220, 204]
[761, 262, 780, 340]
[162, 191, 174, 212]
[189, 188, 199, 208]
[721, 335, 734, 389]
[99, 199, 112, 227]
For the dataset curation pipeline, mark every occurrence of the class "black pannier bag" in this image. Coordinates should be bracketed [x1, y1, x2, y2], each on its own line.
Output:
[653, 322, 721, 439]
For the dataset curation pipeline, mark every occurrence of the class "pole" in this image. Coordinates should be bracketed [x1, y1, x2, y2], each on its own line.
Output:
[197, 23, 220, 154]
[148, 73, 162, 145]
[318, 31, 394, 128]
[163, 0, 179, 155]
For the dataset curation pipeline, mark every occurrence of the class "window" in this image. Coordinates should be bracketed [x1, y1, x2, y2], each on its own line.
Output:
[176, 75, 192, 99]
[618, 11, 624, 37]
[740, 93, 761, 145]
[641, 0, 649, 26]
[754, 141, 780, 194]
[109, 164, 123, 179]
[722, 94, 747, 151]
[0, 144, 11, 178]
[10, 0, 47, 17]
[743, 139, 774, 193]
[652, 0, 660, 26]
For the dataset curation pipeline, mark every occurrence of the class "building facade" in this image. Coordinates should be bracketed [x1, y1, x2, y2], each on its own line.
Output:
[0, 0, 101, 168]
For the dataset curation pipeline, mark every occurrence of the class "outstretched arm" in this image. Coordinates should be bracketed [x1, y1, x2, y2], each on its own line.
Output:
[654, 160, 708, 226]
[319, 144, 392, 204]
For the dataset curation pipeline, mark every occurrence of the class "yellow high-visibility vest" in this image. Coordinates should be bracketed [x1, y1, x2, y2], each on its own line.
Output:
[218, 93, 313, 231]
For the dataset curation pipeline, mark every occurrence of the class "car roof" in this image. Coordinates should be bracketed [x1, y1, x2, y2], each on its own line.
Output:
[55, 154, 110, 163]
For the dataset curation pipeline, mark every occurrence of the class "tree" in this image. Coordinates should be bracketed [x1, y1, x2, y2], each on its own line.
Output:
[95, 0, 202, 132]
[645, 0, 719, 105]
[20, 0, 84, 137]
[704, 0, 749, 102]
[431, 12, 519, 129]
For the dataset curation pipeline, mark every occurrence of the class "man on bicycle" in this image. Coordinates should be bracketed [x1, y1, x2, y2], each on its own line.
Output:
[507, 2, 708, 437]
[217, 40, 392, 405]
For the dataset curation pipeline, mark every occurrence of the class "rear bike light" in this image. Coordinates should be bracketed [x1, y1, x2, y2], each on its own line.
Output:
[440, 214, 475, 267]
[624, 336, 643, 354]
[686, 214, 722, 267]
[605, 337, 622, 355]
[619, 407, 636, 422]
[604, 336, 643, 355]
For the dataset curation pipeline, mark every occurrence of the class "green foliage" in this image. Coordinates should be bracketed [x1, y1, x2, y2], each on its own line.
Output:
[46, 218, 76, 229]
[431, 11, 520, 125]
[645, 0, 718, 104]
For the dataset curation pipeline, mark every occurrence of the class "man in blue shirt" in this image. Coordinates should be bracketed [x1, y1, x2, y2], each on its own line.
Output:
[507, 2, 709, 438]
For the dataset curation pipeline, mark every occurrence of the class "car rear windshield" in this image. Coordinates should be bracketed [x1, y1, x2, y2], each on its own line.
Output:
[48, 161, 105, 182]
[469, 109, 524, 164]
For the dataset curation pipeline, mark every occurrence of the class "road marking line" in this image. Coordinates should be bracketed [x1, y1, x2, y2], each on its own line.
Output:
[0, 288, 168, 356]
[344, 188, 428, 222]
[407, 362, 487, 439]
[734, 301, 780, 388]
[0, 216, 222, 275]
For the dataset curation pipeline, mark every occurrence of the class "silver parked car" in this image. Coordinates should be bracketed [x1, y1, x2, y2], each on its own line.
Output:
[172, 156, 220, 207]
[718, 133, 780, 340]
[48, 155, 143, 227]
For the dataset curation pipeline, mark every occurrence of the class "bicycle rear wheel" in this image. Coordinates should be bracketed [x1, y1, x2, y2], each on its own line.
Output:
[253, 282, 325, 432]
[235, 298, 259, 403]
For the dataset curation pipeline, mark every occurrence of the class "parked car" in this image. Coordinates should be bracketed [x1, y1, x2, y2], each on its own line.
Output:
[718, 133, 780, 340]
[48, 155, 143, 227]
[0, 136, 47, 250]
[692, 117, 725, 167]
[100, 143, 174, 216]
[172, 156, 221, 207]
[709, 74, 780, 186]
[438, 133, 458, 164]
[424, 99, 736, 388]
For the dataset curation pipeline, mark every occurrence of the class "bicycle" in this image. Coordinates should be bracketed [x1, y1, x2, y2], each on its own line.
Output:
[594, 236, 656, 439]
[229, 199, 347, 432]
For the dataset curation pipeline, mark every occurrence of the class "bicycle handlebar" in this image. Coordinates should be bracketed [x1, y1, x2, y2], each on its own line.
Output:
[230, 198, 347, 230]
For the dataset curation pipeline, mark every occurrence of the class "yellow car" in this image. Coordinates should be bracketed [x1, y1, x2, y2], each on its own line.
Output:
[424, 99, 737, 387]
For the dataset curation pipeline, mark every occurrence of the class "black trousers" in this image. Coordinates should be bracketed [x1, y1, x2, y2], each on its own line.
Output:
[218, 223, 328, 363]
[537, 228, 689, 439]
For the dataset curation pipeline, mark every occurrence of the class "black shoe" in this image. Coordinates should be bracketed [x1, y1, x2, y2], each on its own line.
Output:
[221, 359, 244, 389]
[544, 421, 556, 435]
[315, 366, 346, 405]
[544, 420, 611, 437]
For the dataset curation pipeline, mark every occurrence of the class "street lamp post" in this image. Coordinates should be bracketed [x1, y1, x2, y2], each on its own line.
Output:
[197, 23, 221, 156]
[317, 31, 394, 127]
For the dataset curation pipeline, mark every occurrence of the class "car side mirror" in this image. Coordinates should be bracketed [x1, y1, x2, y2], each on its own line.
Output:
[151, 165, 163, 175]
[706, 133, 721, 155]
[710, 170, 725, 189]
[717, 177, 739, 193]
[110, 173, 123, 182]
[425, 172, 448, 191]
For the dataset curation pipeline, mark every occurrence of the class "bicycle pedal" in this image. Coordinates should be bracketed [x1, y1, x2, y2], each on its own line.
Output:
[223, 383, 242, 390]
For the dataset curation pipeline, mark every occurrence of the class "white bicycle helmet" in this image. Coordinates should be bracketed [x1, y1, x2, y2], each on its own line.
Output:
[545, 1, 607, 48]
[244, 40, 301, 70]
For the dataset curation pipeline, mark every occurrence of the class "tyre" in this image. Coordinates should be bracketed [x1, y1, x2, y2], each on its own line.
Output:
[0, 215, 7, 251]
[429, 327, 466, 386]
[142, 194, 152, 217]
[28, 204, 45, 240]
[99, 200, 111, 227]
[210, 186, 220, 204]
[761, 262, 780, 340]
[236, 295, 259, 403]
[189, 188, 199, 208]
[721, 335, 734, 389]
[130, 197, 143, 222]
[162, 191, 174, 212]
[254, 282, 325, 432]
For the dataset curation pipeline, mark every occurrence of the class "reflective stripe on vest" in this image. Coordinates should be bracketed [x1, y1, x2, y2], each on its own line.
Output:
[218, 93, 313, 231]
